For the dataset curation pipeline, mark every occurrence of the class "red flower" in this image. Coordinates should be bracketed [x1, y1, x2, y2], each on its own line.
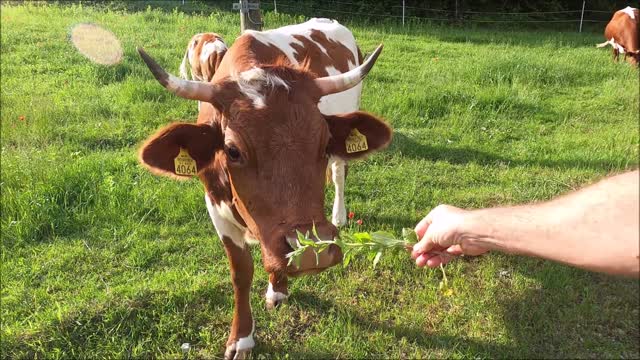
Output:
[348, 211, 355, 219]
[18, 115, 25, 121]
[356, 219, 363, 225]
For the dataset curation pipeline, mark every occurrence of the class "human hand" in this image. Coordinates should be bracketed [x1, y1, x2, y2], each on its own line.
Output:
[411, 204, 489, 268]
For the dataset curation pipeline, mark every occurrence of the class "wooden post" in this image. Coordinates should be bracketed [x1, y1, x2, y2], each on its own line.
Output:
[402, 0, 405, 27]
[239, 0, 262, 32]
[274, 0, 277, 14]
[579, 0, 585, 33]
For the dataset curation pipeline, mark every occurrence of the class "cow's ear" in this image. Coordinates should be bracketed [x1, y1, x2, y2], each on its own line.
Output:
[139, 122, 223, 179]
[325, 111, 392, 160]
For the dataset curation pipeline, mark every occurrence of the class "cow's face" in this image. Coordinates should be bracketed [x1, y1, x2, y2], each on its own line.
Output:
[136, 46, 391, 273]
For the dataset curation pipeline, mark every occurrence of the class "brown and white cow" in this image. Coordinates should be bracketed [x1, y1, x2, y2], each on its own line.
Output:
[596, 6, 639, 66]
[179, 32, 228, 82]
[137, 18, 391, 359]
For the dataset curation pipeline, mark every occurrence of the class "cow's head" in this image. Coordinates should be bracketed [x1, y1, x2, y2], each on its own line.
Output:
[136, 45, 391, 274]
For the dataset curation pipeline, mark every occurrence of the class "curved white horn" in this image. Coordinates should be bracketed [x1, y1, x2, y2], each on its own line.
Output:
[137, 47, 217, 102]
[314, 43, 383, 96]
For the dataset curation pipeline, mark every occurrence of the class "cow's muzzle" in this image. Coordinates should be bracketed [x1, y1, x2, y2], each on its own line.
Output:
[285, 223, 343, 276]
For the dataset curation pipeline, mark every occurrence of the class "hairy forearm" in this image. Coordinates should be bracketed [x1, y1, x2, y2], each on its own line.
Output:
[464, 171, 640, 277]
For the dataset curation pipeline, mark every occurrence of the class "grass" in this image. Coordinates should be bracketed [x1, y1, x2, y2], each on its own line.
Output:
[1, 2, 639, 358]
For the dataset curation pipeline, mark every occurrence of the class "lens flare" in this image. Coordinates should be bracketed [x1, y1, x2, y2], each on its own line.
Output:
[70, 23, 123, 65]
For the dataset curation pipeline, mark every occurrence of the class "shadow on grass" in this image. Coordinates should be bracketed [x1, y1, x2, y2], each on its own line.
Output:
[283, 290, 518, 357]
[390, 132, 630, 172]
[278, 260, 639, 358]
[489, 255, 640, 357]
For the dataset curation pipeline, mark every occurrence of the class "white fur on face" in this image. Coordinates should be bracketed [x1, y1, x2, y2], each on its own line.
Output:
[234, 67, 290, 109]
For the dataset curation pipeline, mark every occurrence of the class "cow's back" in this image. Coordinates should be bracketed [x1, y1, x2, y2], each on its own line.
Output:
[215, 18, 363, 115]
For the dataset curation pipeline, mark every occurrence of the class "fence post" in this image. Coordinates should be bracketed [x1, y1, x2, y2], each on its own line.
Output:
[238, 0, 262, 32]
[455, 0, 458, 20]
[579, 0, 585, 32]
[274, 0, 277, 14]
[402, 0, 405, 27]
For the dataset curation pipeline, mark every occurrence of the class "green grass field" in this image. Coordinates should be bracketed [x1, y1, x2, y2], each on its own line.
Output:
[2, 2, 639, 358]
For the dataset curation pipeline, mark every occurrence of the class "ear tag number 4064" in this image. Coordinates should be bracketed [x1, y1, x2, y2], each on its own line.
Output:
[345, 128, 368, 154]
[174, 148, 198, 176]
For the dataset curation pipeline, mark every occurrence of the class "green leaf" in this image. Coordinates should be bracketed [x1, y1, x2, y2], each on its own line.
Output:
[297, 230, 315, 247]
[372, 251, 383, 268]
[402, 228, 419, 244]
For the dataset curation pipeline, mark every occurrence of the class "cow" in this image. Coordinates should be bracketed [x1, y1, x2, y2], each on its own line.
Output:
[136, 18, 392, 359]
[596, 6, 639, 66]
[179, 32, 228, 82]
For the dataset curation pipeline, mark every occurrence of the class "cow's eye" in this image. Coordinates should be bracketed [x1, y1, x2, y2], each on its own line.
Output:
[225, 145, 242, 162]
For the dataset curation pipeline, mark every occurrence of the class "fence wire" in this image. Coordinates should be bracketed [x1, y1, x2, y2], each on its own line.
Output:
[264, 1, 612, 25]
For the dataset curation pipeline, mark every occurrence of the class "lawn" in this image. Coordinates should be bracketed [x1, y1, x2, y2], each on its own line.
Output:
[1, 2, 638, 359]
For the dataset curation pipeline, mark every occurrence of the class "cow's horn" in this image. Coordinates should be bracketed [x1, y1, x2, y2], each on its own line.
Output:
[313, 43, 383, 96]
[137, 47, 217, 102]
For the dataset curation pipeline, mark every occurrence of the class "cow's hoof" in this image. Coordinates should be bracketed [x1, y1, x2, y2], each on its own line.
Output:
[266, 297, 287, 310]
[224, 335, 254, 360]
[224, 346, 251, 360]
[265, 283, 288, 310]
[331, 214, 347, 228]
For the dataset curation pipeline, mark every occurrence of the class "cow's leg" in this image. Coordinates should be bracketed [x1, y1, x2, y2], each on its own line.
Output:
[329, 156, 347, 227]
[613, 48, 619, 62]
[205, 195, 255, 360]
[265, 272, 288, 310]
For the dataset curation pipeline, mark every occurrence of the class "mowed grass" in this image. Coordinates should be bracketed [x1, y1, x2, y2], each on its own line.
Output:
[2, 2, 639, 358]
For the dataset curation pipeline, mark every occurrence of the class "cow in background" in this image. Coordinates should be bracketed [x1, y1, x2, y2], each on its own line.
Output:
[597, 6, 639, 66]
[179, 32, 228, 81]
[137, 18, 391, 359]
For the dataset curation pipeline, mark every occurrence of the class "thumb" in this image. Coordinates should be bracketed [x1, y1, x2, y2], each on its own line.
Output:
[411, 224, 438, 257]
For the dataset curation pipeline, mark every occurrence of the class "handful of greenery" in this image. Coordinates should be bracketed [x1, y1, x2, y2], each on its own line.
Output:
[286, 226, 452, 294]
[286, 227, 419, 269]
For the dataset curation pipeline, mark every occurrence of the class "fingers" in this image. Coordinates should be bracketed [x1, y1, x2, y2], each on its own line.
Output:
[446, 244, 464, 255]
[411, 228, 436, 257]
[415, 253, 454, 268]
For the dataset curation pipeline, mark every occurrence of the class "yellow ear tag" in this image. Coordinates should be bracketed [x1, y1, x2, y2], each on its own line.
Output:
[345, 128, 368, 154]
[174, 148, 198, 176]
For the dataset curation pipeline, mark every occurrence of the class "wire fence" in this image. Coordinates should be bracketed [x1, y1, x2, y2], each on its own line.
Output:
[256, 0, 614, 30]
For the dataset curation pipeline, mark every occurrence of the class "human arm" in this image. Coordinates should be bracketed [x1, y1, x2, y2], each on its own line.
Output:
[411, 170, 640, 277]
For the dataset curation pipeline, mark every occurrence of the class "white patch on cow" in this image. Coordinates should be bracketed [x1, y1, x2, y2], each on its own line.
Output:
[318, 65, 362, 115]
[244, 232, 259, 245]
[265, 282, 288, 303]
[200, 39, 227, 63]
[235, 321, 255, 351]
[205, 194, 247, 249]
[329, 156, 347, 227]
[610, 38, 626, 53]
[245, 18, 359, 71]
[242, 18, 362, 114]
[235, 67, 290, 108]
[225, 321, 255, 358]
[622, 6, 636, 20]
